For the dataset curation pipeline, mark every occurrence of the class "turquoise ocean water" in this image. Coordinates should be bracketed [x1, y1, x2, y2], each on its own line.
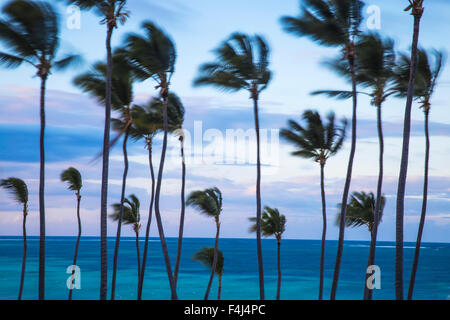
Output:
[0, 236, 448, 300]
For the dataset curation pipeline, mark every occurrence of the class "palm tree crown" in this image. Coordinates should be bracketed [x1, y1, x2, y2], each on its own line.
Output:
[249, 207, 286, 240]
[393, 49, 446, 112]
[0, 0, 80, 76]
[124, 21, 176, 94]
[193, 33, 271, 97]
[60, 167, 82, 193]
[337, 191, 386, 233]
[110, 194, 141, 230]
[186, 187, 223, 218]
[280, 110, 347, 165]
[280, 0, 364, 48]
[193, 247, 224, 277]
[0, 178, 28, 205]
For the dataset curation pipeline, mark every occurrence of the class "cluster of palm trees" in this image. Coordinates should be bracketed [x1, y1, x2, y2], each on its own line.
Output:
[0, 0, 446, 300]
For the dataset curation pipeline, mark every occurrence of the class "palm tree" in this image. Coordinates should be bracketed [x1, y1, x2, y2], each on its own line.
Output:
[124, 21, 178, 299]
[193, 33, 271, 300]
[192, 247, 224, 300]
[73, 50, 136, 300]
[63, 0, 129, 300]
[60, 167, 83, 301]
[187, 187, 223, 300]
[280, 110, 346, 299]
[0, 178, 28, 300]
[131, 94, 185, 298]
[129, 101, 160, 300]
[280, 0, 364, 299]
[394, 49, 446, 299]
[313, 33, 397, 299]
[394, 0, 425, 300]
[110, 194, 141, 294]
[249, 207, 286, 300]
[0, 0, 80, 299]
[337, 191, 386, 297]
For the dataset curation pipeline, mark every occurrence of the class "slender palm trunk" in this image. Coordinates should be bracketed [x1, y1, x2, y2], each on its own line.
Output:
[38, 75, 47, 300]
[68, 193, 82, 301]
[174, 137, 186, 287]
[138, 141, 155, 300]
[100, 25, 114, 301]
[111, 125, 130, 300]
[135, 229, 141, 292]
[18, 206, 27, 300]
[319, 162, 327, 300]
[205, 220, 220, 300]
[396, 11, 423, 300]
[252, 93, 265, 300]
[407, 109, 430, 300]
[154, 93, 178, 300]
[218, 274, 222, 300]
[365, 103, 384, 300]
[276, 237, 282, 301]
[331, 53, 358, 300]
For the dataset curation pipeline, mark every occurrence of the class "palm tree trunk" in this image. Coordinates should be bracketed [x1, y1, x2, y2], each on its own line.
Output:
[218, 274, 222, 300]
[407, 109, 430, 300]
[138, 141, 155, 300]
[319, 162, 327, 300]
[364, 103, 384, 300]
[154, 93, 178, 300]
[395, 10, 423, 300]
[38, 75, 47, 300]
[135, 230, 141, 294]
[68, 193, 82, 301]
[330, 53, 358, 300]
[174, 138, 186, 287]
[111, 125, 130, 300]
[252, 93, 265, 300]
[18, 206, 27, 300]
[276, 237, 282, 301]
[205, 221, 220, 300]
[100, 24, 114, 301]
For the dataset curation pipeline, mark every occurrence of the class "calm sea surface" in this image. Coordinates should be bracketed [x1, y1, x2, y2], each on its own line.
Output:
[0, 236, 448, 300]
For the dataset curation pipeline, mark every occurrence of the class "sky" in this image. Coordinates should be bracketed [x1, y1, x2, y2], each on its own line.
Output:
[0, 0, 449, 242]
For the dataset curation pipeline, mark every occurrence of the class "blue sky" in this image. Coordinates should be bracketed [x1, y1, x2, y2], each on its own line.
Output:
[0, 0, 449, 242]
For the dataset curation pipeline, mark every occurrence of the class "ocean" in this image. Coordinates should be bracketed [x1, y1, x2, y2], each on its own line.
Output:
[0, 236, 448, 300]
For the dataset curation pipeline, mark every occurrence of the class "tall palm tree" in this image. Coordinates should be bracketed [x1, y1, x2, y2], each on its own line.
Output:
[130, 101, 160, 300]
[0, 0, 80, 299]
[280, 110, 346, 299]
[0, 178, 28, 300]
[73, 50, 136, 300]
[249, 207, 286, 300]
[193, 33, 271, 300]
[280, 0, 364, 299]
[187, 187, 223, 300]
[63, 0, 129, 300]
[60, 167, 83, 301]
[131, 93, 185, 298]
[395, 0, 425, 300]
[337, 191, 386, 297]
[124, 21, 178, 299]
[192, 247, 224, 300]
[158, 94, 186, 289]
[394, 49, 446, 299]
[313, 33, 397, 299]
[110, 194, 141, 294]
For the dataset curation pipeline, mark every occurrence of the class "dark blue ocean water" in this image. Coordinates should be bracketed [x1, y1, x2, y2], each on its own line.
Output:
[0, 236, 448, 300]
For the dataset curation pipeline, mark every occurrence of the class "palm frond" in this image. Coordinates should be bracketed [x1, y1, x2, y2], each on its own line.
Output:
[0, 177, 28, 204]
[60, 167, 82, 191]
[186, 187, 222, 217]
[192, 247, 224, 276]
